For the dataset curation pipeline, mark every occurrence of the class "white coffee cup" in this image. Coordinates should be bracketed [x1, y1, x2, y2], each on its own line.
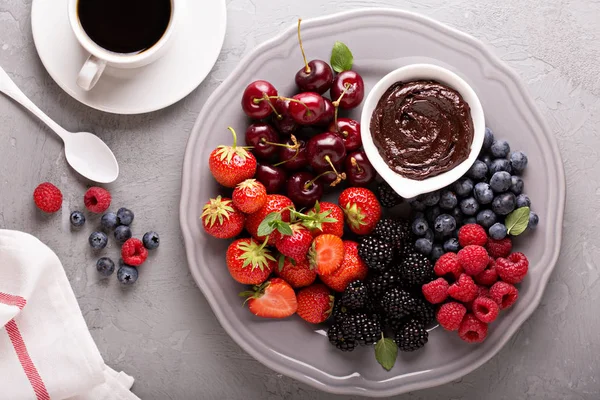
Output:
[68, 0, 179, 91]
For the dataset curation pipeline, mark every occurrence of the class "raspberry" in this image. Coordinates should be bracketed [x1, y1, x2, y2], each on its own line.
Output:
[486, 237, 512, 259]
[474, 257, 499, 286]
[121, 238, 148, 266]
[457, 245, 489, 276]
[489, 281, 519, 309]
[421, 278, 449, 304]
[465, 285, 490, 311]
[472, 296, 499, 323]
[447, 273, 478, 302]
[496, 252, 529, 284]
[433, 252, 463, 281]
[84, 187, 112, 213]
[458, 313, 488, 343]
[33, 182, 62, 213]
[458, 224, 488, 247]
[436, 302, 466, 331]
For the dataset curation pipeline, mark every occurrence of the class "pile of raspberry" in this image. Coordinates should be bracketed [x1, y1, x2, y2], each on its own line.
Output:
[421, 224, 528, 343]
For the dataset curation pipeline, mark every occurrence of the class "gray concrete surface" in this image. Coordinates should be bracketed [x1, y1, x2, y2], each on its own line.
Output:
[1, 0, 599, 399]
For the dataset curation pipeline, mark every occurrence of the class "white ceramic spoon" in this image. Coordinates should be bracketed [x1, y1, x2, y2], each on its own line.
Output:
[0, 66, 119, 183]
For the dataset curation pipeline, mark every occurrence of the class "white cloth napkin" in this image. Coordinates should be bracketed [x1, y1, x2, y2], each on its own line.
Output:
[0, 229, 140, 400]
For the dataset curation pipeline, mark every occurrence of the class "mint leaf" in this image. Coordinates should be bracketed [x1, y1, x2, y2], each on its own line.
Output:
[257, 212, 281, 237]
[275, 222, 293, 237]
[278, 254, 285, 272]
[375, 335, 397, 371]
[506, 206, 530, 236]
[330, 41, 353, 73]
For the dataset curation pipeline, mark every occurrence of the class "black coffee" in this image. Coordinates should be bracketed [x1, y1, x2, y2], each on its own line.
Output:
[77, 0, 171, 54]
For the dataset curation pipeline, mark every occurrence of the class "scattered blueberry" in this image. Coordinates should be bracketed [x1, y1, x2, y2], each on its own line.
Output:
[434, 214, 457, 235]
[431, 245, 445, 261]
[425, 205, 442, 223]
[476, 209, 498, 229]
[101, 212, 119, 230]
[483, 127, 495, 150]
[510, 175, 524, 195]
[415, 238, 433, 255]
[439, 190, 458, 210]
[414, 211, 425, 220]
[460, 197, 480, 216]
[424, 229, 434, 242]
[89, 231, 108, 249]
[117, 208, 135, 226]
[114, 225, 132, 243]
[489, 223, 508, 240]
[516, 194, 531, 209]
[96, 257, 115, 277]
[492, 192, 517, 215]
[490, 171, 512, 193]
[412, 218, 429, 236]
[528, 211, 539, 229]
[453, 178, 474, 198]
[142, 231, 160, 250]
[474, 182, 494, 204]
[443, 238, 460, 253]
[491, 140, 510, 158]
[410, 198, 426, 211]
[489, 159, 512, 174]
[450, 207, 464, 226]
[464, 217, 477, 225]
[467, 160, 488, 181]
[70, 211, 86, 227]
[479, 153, 493, 170]
[510, 151, 528, 174]
[422, 191, 440, 207]
[117, 264, 139, 285]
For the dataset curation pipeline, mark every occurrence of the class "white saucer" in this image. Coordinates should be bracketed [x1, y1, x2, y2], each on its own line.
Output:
[31, 0, 226, 114]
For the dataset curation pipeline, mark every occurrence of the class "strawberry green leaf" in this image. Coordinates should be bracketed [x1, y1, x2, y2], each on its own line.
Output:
[375, 335, 398, 371]
[257, 212, 282, 237]
[506, 206, 530, 236]
[278, 254, 285, 272]
[330, 41, 354, 73]
[275, 222, 294, 237]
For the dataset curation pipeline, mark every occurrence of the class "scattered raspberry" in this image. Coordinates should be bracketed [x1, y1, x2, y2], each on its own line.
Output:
[458, 224, 488, 247]
[84, 187, 112, 213]
[486, 237, 512, 259]
[489, 281, 519, 310]
[447, 273, 478, 302]
[457, 245, 489, 276]
[434, 252, 463, 281]
[496, 252, 529, 284]
[465, 285, 490, 311]
[474, 257, 499, 286]
[436, 302, 467, 331]
[422, 278, 449, 304]
[33, 182, 63, 213]
[121, 238, 148, 266]
[458, 313, 488, 343]
[472, 297, 499, 323]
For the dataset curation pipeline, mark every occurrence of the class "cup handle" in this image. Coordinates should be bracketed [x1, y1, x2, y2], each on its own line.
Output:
[76, 54, 107, 91]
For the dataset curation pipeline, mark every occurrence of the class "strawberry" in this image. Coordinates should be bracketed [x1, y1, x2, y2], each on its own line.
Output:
[232, 179, 267, 214]
[226, 238, 276, 285]
[296, 284, 334, 324]
[201, 196, 245, 239]
[301, 201, 345, 237]
[338, 187, 381, 235]
[245, 194, 294, 246]
[308, 234, 345, 276]
[275, 224, 313, 262]
[241, 278, 298, 318]
[274, 258, 316, 288]
[209, 127, 257, 188]
[320, 240, 368, 292]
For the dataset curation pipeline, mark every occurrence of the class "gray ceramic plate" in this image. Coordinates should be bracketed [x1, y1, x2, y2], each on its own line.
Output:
[180, 8, 565, 397]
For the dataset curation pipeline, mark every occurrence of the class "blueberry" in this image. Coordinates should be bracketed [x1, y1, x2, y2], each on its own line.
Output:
[431, 245, 445, 261]
[490, 171, 512, 193]
[425, 206, 442, 223]
[460, 197, 480, 216]
[117, 264, 139, 285]
[467, 160, 488, 181]
[483, 127, 494, 150]
[476, 209, 497, 229]
[143, 231, 160, 250]
[410, 199, 426, 212]
[453, 178, 474, 198]
[101, 212, 119, 230]
[510, 151, 528, 174]
[412, 218, 429, 236]
[422, 191, 440, 207]
[89, 231, 108, 249]
[473, 182, 494, 204]
[443, 238, 460, 253]
[450, 207, 464, 226]
[528, 211, 539, 229]
[491, 140, 510, 158]
[434, 214, 457, 235]
[414, 211, 425, 220]
[439, 190, 458, 210]
[492, 192, 517, 215]
[464, 217, 477, 225]
[510, 175, 524, 195]
[424, 229, 434, 242]
[117, 208, 135, 226]
[489, 159, 512, 174]
[415, 238, 433, 255]
[70, 211, 86, 227]
[516, 194, 531, 209]
[114, 225, 132, 243]
[489, 223, 508, 240]
[96, 257, 115, 277]
[479, 153, 493, 170]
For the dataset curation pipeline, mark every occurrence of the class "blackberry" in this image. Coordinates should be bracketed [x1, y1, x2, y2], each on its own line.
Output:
[358, 317, 381, 345]
[328, 323, 357, 352]
[332, 298, 351, 323]
[358, 236, 393, 271]
[377, 181, 402, 208]
[342, 280, 369, 310]
[396, 219, 413, 242]
[342, 313, 381, 346]
[394, 318, 429, 352]
[379, 288, 418, 319]
[413, 298, 436, 326]
[373, 218, 403, 249]
[398, 252, 434, 288]
[366, 271, 403, 300]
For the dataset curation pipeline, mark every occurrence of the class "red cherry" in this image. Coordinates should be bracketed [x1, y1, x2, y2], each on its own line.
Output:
[315, 98, 335, 127]
[286, 171, 324, 208]
[271, 99, 298, 136]
[344, 150, 375, 187]
[256, 164, 287, 194]
[306, 132, 346, 170]
[241, 80, 277, 119]
[245, 123, 280, 160]
[314, 161, 346, 187]
[277, 138, 308, 171]
[288, 92, 325, 125]
[328, 118, 361, 151]
[330, 71, 364, 109]
[295, 60, 334, 94]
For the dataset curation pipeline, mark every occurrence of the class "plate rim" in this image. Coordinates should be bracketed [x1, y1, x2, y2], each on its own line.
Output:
[180, 8, 565, 397]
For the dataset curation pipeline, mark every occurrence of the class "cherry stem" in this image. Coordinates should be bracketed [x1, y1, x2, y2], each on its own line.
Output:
[263, 92, 282, 119]
[255, 96, 311, 115]
[260, 135, 300, 150]
[297, 19, 310, 74]
[273, 135, 300, 167]
[227, 126, 238, 148]
[332, 83, 351, 132]
[323, 155, 347, 187]
[350, 157, 363, 173]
